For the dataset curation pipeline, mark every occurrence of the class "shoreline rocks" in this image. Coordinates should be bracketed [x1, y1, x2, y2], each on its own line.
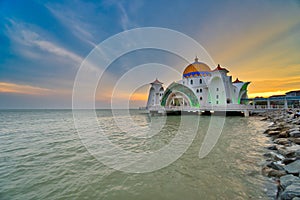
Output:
[259, 110, 300, 199]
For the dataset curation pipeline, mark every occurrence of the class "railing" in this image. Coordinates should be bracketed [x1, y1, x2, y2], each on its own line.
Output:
[148, 104, 294, 113]
[148, 104, 253, 112]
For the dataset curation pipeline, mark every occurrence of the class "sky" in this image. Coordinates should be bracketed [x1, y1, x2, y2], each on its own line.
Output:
[0, 0, 300, 108]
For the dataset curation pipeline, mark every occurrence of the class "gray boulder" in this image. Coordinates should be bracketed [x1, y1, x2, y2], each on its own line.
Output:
[275, 138, 291, 145]
[280, 174, 300, 189]
[284, 160, 300, 175]
[278, 146, 300, 158]
[290, 138, 300, 145]
[264, 151, 285, 161]
[288, 128, 300, 133]
[280, 182, 300, 200]
[267, 161, 284, 170]
[268, 169, 287, 178]
[283, 158, 299, 165]
[267, 145, 278, 150]
[290, 131, 300, 138]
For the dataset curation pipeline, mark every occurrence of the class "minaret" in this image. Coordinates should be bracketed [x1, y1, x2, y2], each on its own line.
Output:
[146, 79, 164, 109]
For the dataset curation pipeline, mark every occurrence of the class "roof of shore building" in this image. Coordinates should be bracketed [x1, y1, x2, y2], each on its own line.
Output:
[183, 57, 211, 78]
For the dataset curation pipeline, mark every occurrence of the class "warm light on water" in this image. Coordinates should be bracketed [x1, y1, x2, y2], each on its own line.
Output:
[0, 110, 274, 199]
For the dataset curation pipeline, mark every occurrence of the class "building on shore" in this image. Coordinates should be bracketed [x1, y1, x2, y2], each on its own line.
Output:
[146, 57, 250, 113]
[286, 90, 300, 97]
[250, 90, 300, 109]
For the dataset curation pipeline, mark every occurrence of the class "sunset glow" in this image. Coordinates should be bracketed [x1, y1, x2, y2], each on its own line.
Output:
[0, 0, 299, 108]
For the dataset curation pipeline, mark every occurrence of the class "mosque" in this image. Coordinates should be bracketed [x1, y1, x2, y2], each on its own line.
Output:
[146, 57, 250, 114]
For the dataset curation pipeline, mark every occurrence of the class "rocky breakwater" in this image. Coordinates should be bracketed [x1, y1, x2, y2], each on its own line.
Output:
[261, 110, 300, 200]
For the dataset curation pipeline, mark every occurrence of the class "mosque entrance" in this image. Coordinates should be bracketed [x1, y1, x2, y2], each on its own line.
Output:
[166, 93, 190, 107]
[160, 82, 200, 108]
[170, 96, 188, 107]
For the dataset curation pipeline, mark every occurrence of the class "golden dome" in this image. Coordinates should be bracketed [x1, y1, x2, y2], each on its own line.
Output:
[183, 57, 211, 77]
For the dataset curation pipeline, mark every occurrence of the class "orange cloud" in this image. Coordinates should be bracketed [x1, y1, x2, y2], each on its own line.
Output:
[0, 82, 53, 95]
[247, 76, 300, 97]
[129, 92, 148, 101]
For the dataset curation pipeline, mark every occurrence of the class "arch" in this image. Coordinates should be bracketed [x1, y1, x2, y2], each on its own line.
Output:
[196, 89, 199, 93]
[238, 82, 250, 104]
[161, 82, 200, 107]
[200, 79, 202, 84]
[190, 79, 193, 85]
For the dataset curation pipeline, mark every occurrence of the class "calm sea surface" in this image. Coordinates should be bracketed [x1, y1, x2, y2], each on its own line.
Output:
[0, 109, 274, 199]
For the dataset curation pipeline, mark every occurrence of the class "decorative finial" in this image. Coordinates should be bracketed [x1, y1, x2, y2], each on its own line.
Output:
[195, 56, 199, 62]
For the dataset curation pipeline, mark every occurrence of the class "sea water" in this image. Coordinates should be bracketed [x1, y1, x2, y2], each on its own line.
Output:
[0, 109, 274, 199]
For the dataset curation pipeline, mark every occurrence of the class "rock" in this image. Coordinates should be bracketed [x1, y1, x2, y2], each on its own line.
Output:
[275, 138, 291, 145]
[267, 145, 278, 150]
[280, 182, 300, 200]
[267, 161, 284, 170]
[292, 197, 300, 200]
[289, 127, 300, 132]
[284, 160, 300, 175]
[262, 166, 272, 176]
[264, 151, 285, 161]
[280, 174, 300, 189]
[268, 130, 281, 136]
[279, 131, 289, 138]
[265, 126, 282, 134]
[282, 158, 299, 165]
[290, 138, 300, 145]
[268, 169, 287, 178]
[277, 146, 300, 158]
[290, 131, 300, 138]
[293, 119, 300, 125]
[296, 150, 300, 157]
[283, 146, 300, 158]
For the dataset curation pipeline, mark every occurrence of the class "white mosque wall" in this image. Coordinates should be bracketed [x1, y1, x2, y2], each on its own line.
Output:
[147, 60, 250, 109]
[146, 82, 164, 108]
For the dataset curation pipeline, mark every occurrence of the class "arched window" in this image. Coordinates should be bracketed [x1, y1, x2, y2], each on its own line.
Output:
[196, 89, 199, 93]
[200, 97, 203, 101]
[216, 95, 219, 99]
[200, 79, 202, 84]
[216, 101, 219, 104]
[200, 89, 202, 93]
[190, 79, 193, 85]
[216, 88, 219, 91]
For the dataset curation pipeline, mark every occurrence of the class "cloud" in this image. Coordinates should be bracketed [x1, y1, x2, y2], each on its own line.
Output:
[116, 2, 130, 30]
[0, 82, 58, 95]
[5, 19, 83, 66]
[248, 76, 300, 97]
[33, 40, 82, 64]
[45, 1, 99, 47]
